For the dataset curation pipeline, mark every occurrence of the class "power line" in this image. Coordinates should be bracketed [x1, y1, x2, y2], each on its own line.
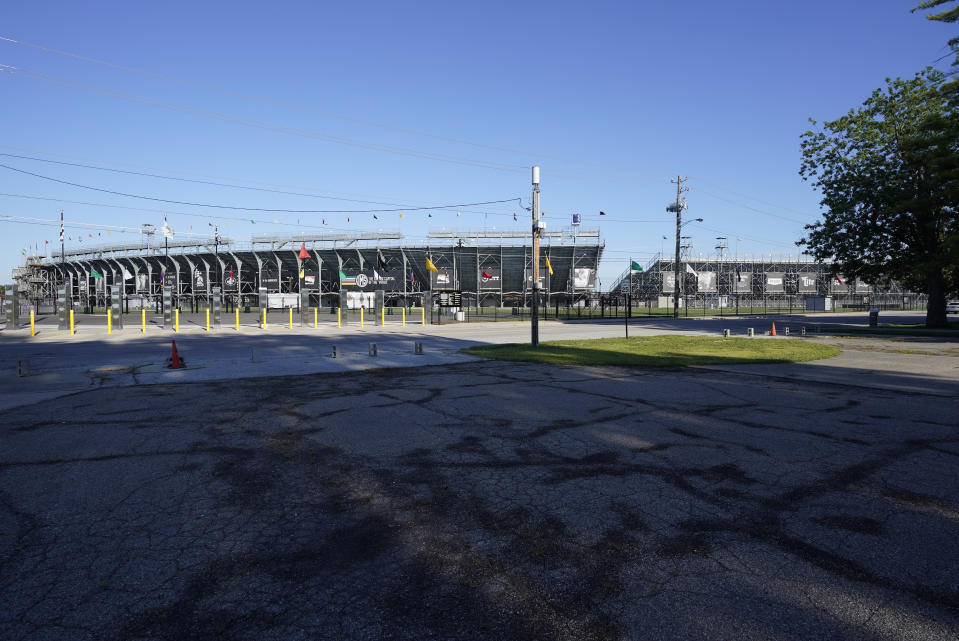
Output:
[0, 63, 529, 174]
[0, 162, 521, 213]
[0, 34, 670, 177]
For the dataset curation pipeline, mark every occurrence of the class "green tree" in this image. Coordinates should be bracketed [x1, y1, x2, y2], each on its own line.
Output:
[913, 1, 959, 72]
[799, 69, 959, 328]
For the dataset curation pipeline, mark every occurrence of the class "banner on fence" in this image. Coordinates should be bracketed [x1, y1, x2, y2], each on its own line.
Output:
[798, 273, 817, 292]
[765, 272, 785, 293]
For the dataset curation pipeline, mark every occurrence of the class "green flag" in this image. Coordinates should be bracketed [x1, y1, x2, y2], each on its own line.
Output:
[91, 268, 103, 279]
[338, 270, 347, 280]
[630, 261, 643, 272]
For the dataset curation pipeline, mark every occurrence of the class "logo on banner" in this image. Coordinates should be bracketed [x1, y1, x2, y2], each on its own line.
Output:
[355, 273, 369, 288]
[436, 273, 450, 285]
[304, 275, 316, 286]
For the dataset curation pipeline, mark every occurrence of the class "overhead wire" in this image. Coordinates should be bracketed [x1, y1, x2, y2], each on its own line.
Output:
[0, 34, 674, 177]
[0, 162, 522, 213]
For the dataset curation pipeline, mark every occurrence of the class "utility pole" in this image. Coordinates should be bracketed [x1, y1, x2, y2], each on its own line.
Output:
[667, 176, 686, 319]
[531, 166, 541, 346]
[59, 209, 65, 288]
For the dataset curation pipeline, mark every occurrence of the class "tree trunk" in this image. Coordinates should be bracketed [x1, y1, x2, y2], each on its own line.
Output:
[925, 266, 949, 328]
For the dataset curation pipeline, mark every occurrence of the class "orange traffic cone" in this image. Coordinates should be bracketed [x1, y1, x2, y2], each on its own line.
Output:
[168, 340, 186, 369]
[770, 322, 777, 337]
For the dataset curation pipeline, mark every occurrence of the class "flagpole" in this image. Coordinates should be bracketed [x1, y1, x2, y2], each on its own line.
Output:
[625, 257, 630, 338]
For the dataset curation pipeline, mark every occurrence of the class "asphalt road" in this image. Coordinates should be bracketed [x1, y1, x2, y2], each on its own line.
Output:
[1, 311, 957, 640]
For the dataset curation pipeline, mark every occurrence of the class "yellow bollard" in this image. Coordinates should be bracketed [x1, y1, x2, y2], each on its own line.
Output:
[402, 307, 406, 326]
[421, 307, 425, 326]
[206, 308, 210, 331]
[107, 309, 112, 335]
[360, 307, 364, 328]
[235, 308, 239, 331]
[289, 307, 293, 329]
[381, 306, 385, 327]
[313, 307, 317, 329]
[70, 309, 74, 335]
[141, 309, 146, 333]
[30, 310, 35, 337]
[175, 308, 179, 333]
[337, 308, 341, 328]
[262, 308, 267, 329]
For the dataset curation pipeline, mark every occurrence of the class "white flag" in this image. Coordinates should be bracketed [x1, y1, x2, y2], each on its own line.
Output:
[162, 216, 174, 239]
[685, 263, 698, 277]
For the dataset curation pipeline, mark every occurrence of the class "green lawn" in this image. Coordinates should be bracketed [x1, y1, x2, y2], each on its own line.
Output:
[461, 335, 841, 367]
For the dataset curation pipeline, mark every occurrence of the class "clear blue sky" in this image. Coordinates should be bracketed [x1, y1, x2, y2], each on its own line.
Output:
[1, 0, 953, 288]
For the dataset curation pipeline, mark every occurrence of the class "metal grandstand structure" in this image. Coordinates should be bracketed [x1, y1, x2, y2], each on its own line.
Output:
[610, 254, 925, 312]
[11, 229, 604, 311]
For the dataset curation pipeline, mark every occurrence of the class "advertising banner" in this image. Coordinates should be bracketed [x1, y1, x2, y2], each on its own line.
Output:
[479, 267, 502, 291]
[798, 272, 817, 292]
[431, 270, 453, 289]
[194, 269, 206, 289]
[765, 272, 785, 293]
[662, 271, 676, 293]
[572, 267, 595, 289]
[697, 271, 716, 293]
[261, 266, 279, 290]
[224, 267, 238, 292]
[136, 274, 149, 292]
[340, 270, 404, 291]
[853, 280, 872, 293]
[733, 271, 752, 293]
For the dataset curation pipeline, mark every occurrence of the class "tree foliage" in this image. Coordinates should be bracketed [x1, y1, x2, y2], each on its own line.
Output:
[913, 0, 959, 70]
[799, 69, 959, 327]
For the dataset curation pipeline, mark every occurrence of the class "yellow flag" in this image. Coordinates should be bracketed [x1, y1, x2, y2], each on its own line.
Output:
[299, 269, 305, 279]
[426, 257, 438, 273]
[399, 213, 405, 219]
[545, 255, 553, 276]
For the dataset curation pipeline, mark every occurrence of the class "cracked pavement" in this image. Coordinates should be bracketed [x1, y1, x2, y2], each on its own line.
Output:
[1, 356, 958, 640]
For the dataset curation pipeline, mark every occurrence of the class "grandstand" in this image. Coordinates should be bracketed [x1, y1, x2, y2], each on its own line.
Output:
[11, 229, 604, 311]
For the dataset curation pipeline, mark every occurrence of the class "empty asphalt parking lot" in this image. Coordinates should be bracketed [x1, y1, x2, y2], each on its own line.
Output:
[1, 315, 958, 640]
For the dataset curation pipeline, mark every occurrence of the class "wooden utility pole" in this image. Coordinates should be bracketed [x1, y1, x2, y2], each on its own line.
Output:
[671, 176, 684, 319]
[531, 166, 541, 346]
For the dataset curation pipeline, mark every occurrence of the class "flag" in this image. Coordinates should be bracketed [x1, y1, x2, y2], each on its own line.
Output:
[428, 213, 432, 218]
[322, 218, 327, 225]
[377, 251, 388, 271]
[338, 270, 347, 281]
[685, 263, 698, 277]
[662, 235, 668, 240]
[298, 269, 305, 279]
[250, 219, 256, 224]
[834, 274, 843, 285]
[373, 214, 378, 220]
[162, 216, 174, 238]
[229, 267, 234, 279]
[630, 260, 643, 272]
[123, 268, 133, 281]
[399, 213, 404, 219]
[545, 255, 553, 276]
[513, 212, 517, 221]
[410, 270, 415, 284]
[59, 211, 64, 243]
[600, 211, 606, 216]
[426, 257, 438, 273]
[298, 243, 310, 260]
[91, 268, 103, 279]
[482, 270, 492, 279]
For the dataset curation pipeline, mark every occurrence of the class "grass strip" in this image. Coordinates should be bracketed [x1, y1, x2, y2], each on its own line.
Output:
[461, 335, 840, 367]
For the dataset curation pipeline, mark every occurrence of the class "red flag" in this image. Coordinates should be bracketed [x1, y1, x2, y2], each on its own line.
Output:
[229, 267, 234, 279]
[834, 274, 842, 285]
[298, 243, 309, 260]
[482, 270, 493, 279]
